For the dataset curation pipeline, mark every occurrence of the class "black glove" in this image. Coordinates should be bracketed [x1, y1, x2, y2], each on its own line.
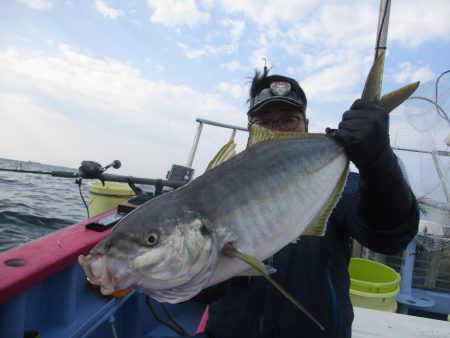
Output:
[326, 99, 390, 170]
[327, 99, 417, 230]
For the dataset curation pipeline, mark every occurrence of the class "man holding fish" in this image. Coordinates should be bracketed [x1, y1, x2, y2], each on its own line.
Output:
[188, 68, 419, 338]
[79, 54, 420, 338]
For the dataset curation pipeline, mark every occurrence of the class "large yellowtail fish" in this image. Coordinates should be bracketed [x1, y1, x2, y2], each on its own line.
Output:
[79, 51, 418, 330]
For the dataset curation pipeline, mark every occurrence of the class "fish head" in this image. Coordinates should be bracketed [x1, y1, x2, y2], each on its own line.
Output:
[79, 204, 220, 302]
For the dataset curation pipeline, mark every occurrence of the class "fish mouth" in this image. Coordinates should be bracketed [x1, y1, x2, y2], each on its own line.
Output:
[78, 253, 130, 295]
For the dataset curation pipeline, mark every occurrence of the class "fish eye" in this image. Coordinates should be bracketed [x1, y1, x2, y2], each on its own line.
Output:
[145, 232, 160, 247]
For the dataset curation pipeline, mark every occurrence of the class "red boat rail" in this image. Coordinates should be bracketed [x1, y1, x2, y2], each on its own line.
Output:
[0, 210, 115, 303]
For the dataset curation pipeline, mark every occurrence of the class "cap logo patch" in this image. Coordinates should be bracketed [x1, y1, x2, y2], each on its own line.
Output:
[270, 81, 291, 96]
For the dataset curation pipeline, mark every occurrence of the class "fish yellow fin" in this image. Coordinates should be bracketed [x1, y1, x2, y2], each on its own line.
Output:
[247, 124, 310, 148]
[361, 52, 385, 103]
[361, 51, 419, 111]
[378, 81, 420, 112]
[205, 139, 237, 171]
[222, 243, 325, 331]
[303, 164, 349, 236]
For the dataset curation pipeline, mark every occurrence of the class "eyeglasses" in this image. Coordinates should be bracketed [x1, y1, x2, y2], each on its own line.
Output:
[250, 116, 305, 131]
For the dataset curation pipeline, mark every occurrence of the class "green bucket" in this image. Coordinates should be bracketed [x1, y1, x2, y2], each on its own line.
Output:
[349, 258, 400, 293]
[88, 182, 135, 217]
[349, 258, 401, 312]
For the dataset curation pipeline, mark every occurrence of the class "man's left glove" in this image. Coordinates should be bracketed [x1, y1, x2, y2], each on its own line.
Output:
[326, 99, 391, 171]
[327, 99, 418, 231]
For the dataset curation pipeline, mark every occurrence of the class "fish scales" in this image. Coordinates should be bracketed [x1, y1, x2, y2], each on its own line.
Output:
[196, 135, 347, 285]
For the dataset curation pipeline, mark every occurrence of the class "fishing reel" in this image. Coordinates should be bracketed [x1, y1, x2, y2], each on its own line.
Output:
[77, 160, 121, 185]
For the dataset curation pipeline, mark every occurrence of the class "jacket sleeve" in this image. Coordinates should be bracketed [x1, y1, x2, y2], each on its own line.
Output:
[335, 149, 419, 254]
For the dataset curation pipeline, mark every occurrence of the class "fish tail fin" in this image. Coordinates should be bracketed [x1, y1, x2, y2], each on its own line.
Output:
[222, 243, 325, 331]
[303, 163, 349, 236]
[361, 51, 419, 111]
[378, 81, 420, 112]
[361, 51, 385, 103]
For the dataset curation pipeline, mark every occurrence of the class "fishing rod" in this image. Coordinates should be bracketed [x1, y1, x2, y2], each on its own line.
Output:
[374, 0, 390, 61]
[0, 160, 189, 190]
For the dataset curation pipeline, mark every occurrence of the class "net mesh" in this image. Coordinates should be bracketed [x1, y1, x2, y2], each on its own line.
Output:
[363, 70, 450, 293]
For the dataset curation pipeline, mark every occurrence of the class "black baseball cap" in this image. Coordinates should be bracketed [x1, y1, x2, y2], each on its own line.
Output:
[247, 75, 307, 117]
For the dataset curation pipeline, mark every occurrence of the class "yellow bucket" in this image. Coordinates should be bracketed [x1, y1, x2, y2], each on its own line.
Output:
[350, 286, 400, 312]
[349, 258, 401, 312]
[88, 182, 135, 217]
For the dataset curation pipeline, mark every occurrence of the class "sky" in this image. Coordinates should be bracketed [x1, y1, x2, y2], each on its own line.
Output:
[0, 0, 449, 186]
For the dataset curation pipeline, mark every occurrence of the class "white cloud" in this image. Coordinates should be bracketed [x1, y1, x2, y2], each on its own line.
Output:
[0, 45, 244, 176]
[301, 53, 370, 102]
[216, 81, 247, 99]
[393, 62, 435, 84]
[144, 58, 165, 74]
[201, 0, 214, 9]
[221, 19, 245, 42]
[221, 60, 242, 71]
[219, 0, 450, 49]
[390, 0, 450, 47]
[219, 0, 316, 26]
[17, 0, 52, 10]
[147, 0, 210, 28]
[178, 42, 237, 59]
[94, 0, 124, 19]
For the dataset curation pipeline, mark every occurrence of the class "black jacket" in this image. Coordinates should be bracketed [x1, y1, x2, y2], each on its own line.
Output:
[198, 172, 419, 338]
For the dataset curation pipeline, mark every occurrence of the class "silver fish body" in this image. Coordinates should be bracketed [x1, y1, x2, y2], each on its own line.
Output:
[79, 134, 348, 303]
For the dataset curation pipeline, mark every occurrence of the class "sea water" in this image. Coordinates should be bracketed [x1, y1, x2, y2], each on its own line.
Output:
[0, 158, 88, 252]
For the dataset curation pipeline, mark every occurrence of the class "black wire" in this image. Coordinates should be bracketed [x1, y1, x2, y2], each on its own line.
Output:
[76, 177, 90, 219]
[145, 296, 189, 336]
[162, 303, 190, 336]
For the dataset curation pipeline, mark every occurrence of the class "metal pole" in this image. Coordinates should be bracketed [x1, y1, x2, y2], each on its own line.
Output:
[230, 129, 237, 141]
[186, 121, 204, 168]
[195, 118, 247, 132]
[186, 118, 247, 168]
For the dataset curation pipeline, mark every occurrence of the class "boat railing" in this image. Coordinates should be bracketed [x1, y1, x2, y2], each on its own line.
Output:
[186, 118, 248, 168]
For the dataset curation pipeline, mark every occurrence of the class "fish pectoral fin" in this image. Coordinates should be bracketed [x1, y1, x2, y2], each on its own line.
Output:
[221, 243, 325, 331]
[205, 140, 237, 171]
[378, 81, 420, 112]
[236, 264, 277, 277]
[303, 164, 349, 236]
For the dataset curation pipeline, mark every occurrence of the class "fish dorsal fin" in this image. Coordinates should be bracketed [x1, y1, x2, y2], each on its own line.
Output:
[247, 124, 307, 148]
[205, 139, 237, 172]
[222, 243, 325, 331]
[303, 164, 349, 236]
